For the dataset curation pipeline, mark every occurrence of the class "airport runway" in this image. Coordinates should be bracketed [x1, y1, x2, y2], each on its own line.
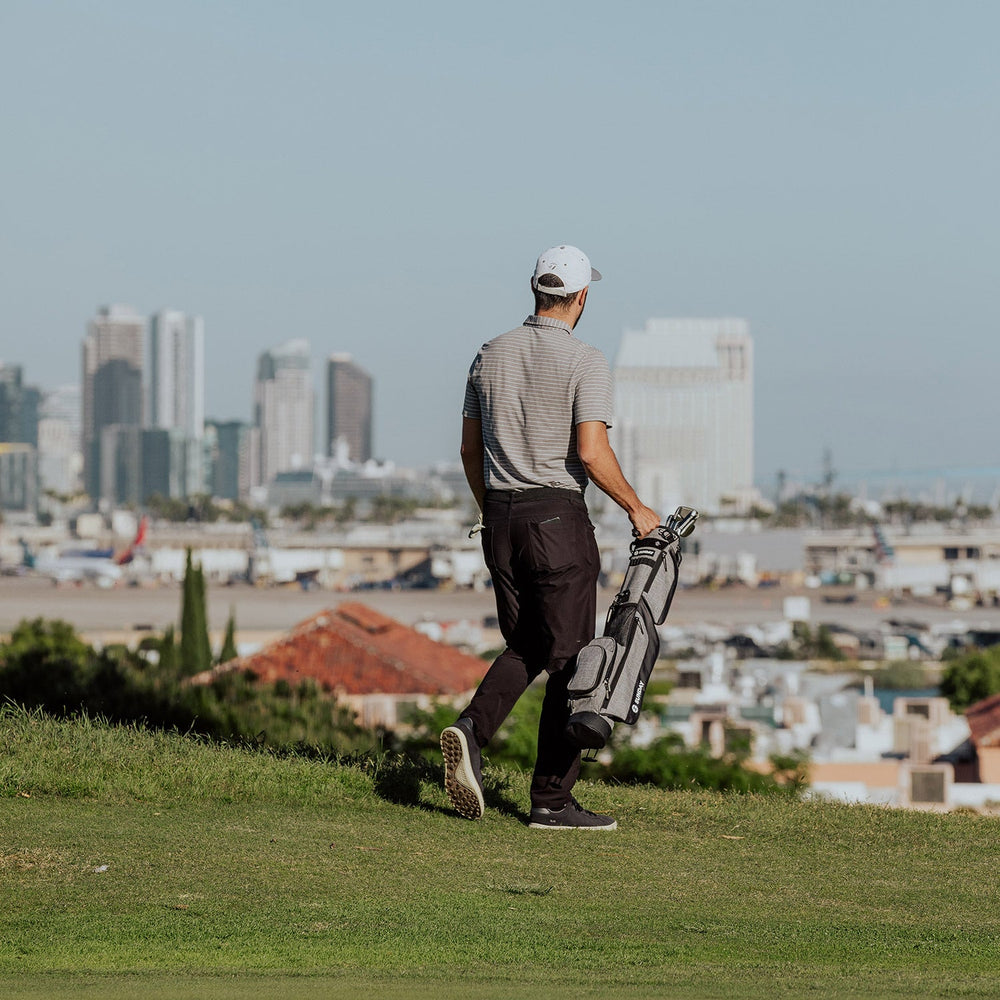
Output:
[3, 575, 1000, 641]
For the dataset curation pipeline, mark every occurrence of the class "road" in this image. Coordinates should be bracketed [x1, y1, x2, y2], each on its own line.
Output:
[2, 575, 999, 643]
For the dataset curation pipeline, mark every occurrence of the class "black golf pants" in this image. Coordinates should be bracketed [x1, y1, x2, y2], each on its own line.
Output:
[461, 488, 600, 811]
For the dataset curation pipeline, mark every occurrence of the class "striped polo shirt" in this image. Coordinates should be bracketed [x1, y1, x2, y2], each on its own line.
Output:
[462, 314, 613, 493]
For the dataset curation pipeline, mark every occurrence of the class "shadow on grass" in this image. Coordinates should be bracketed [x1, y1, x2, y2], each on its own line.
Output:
[160, 735, 529, 822]
[355, 751, 526, 821]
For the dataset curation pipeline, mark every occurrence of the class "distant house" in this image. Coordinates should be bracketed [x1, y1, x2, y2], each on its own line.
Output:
[964, 693, 1000, 783]
[189, 601, 488, 729]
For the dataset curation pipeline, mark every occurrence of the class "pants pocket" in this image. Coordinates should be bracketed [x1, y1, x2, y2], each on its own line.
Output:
[527, 516, 577, 573]
[480, 524, 496, 569]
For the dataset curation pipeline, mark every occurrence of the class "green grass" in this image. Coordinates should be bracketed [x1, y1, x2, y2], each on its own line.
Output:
[2, 705, 1000, 999]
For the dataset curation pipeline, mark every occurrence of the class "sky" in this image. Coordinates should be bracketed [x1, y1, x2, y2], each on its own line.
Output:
[1, 0, 998, 494]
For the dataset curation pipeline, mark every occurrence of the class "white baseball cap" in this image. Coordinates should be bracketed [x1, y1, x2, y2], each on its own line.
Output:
[531, 245, 602, 297]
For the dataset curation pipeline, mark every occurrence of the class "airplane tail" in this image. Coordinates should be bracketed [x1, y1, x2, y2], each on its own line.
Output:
[115, 515, 148, 565]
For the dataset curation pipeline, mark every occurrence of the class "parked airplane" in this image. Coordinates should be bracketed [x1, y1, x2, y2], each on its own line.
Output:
[30, 517, 148, 586]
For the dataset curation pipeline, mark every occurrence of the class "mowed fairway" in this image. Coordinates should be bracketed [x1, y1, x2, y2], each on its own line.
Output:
[2, 708, 999, 1000]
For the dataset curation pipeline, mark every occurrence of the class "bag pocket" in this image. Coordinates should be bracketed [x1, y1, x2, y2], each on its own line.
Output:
[567, 637, 617, 697]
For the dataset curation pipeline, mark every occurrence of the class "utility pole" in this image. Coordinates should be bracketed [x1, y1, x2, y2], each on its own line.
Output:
[821, 448, 836, 496]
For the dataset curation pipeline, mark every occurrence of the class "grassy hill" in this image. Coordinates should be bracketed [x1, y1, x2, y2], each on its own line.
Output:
[2, 703, 999, 1000]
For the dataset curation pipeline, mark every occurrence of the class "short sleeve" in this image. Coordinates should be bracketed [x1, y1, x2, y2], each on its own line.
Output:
[573, 349, 613, 427]
[462, 356, 482, 419]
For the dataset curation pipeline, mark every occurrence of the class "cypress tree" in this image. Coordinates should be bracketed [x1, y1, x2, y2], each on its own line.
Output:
[179, 549, 197, 674]
[194, 563, 213, 670]
[218, 607, 238, 664]
[179, 548, 211, 676]
[159, 624, 178, 676]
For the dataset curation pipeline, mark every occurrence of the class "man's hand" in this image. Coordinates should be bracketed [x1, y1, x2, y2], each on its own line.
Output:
[629, 504, 661, 538]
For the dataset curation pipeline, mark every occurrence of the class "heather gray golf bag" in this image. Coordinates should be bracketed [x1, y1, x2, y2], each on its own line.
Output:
[565, 506, 698, 751]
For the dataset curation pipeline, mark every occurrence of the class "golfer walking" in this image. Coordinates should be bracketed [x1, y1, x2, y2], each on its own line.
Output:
[441, 245, 659, 830]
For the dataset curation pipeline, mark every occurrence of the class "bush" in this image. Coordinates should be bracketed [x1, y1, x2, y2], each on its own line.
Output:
[863, 660, 931, 691]
[0, 617, 371, 754]
[940, 646, 1000, 712]
[599, 731, 800, 795]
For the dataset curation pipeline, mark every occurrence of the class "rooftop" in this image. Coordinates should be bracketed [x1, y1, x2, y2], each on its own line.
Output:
[190, 600, 488, 697]
[966, 692, 1000, 748]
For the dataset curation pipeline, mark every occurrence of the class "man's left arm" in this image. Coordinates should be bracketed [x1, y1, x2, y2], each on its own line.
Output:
[461, 416, 486, 511]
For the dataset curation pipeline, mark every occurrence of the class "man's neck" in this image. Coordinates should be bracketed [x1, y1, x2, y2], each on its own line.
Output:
[534, 307, 577, 330]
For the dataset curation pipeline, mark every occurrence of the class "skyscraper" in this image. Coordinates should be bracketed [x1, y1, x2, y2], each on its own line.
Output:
[0, 443, 37, 514]
[613, 318, 754, 515]
[325, 353, 373, 463]
[93, 358, 143, 507]
[37, 384, 82, 497]
[82, 305, 145, 500]
[0, 364, 41, 447]
[150, 310, 205, 437]
[205, 419, 252, 501]
[253, 339, 313, 489]
[149, 309, 206, 495]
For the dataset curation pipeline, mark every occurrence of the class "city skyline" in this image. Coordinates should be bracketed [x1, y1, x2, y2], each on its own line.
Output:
[2, 3, 998, 490]
[6, 300, 1000, 504]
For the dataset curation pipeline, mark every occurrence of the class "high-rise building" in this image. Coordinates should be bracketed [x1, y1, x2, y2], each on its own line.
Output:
[82, 306, 145, 500]
[0, 364, 41, 447]
[612, 318, 754, 515]
[140, 429, 172, 502]
[326, 354, 373, 463]
[149, 309, 206, 496]
[149, 310, 205, 436]
[0, 443, 38, 514]
[253, 339, 313, 489]
[205, 419, 252, 501]
[93, 359, 143, 431]
[38, 384, 82, 498]
[93, 359, 143, 507]
[100, 424, 142, 507]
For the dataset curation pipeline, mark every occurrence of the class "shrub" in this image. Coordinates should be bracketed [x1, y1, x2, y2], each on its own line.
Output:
[940, 646, 1000, 712]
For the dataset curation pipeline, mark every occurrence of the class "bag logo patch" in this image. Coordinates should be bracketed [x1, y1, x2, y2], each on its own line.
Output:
[631, 679, 645, 716]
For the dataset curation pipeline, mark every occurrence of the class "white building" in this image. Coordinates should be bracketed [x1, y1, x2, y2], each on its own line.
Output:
[613, 318, 754, 515]
[149, 310, 206, 495]
[150, 310, 205, 438]
[253, 339, 314, 490]
[37, 384, 82, 496]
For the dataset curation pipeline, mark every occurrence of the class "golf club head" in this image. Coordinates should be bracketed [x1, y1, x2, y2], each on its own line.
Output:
[665, 505, 699, 538]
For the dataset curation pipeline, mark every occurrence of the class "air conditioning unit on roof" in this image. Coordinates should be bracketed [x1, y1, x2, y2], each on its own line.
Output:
[899, 762, 952, 809]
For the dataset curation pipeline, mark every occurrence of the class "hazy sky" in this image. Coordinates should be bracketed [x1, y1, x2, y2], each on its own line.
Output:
[2, 1, 998, 491]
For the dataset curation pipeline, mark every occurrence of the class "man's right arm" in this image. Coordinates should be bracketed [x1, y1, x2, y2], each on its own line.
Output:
[576, 420, 660, 536]
[461, 416, 487, 512]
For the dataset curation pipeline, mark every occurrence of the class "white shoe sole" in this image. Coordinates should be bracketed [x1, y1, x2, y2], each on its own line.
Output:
[441, 726, 484, 820]
[528, 820, 618, 831]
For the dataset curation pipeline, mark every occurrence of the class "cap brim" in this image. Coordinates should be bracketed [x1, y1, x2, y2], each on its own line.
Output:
[590, 267, 602, 282]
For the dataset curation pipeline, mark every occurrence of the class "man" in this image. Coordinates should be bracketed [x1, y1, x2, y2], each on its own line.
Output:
[441, 245, 660, 830]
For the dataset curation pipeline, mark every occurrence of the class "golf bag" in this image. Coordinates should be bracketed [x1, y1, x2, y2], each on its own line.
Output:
[565, 506, 698, 751]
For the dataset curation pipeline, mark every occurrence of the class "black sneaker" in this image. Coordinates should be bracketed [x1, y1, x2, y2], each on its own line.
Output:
[528, 797, 617, 830]
[440, 718, 485, 820]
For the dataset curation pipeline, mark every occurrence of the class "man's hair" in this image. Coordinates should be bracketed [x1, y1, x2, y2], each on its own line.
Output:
[533, 273, 581, 313]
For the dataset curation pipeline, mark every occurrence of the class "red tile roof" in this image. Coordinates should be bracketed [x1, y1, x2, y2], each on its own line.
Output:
[192, 601, 489, 696]
[965, 692, 1000, 748]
